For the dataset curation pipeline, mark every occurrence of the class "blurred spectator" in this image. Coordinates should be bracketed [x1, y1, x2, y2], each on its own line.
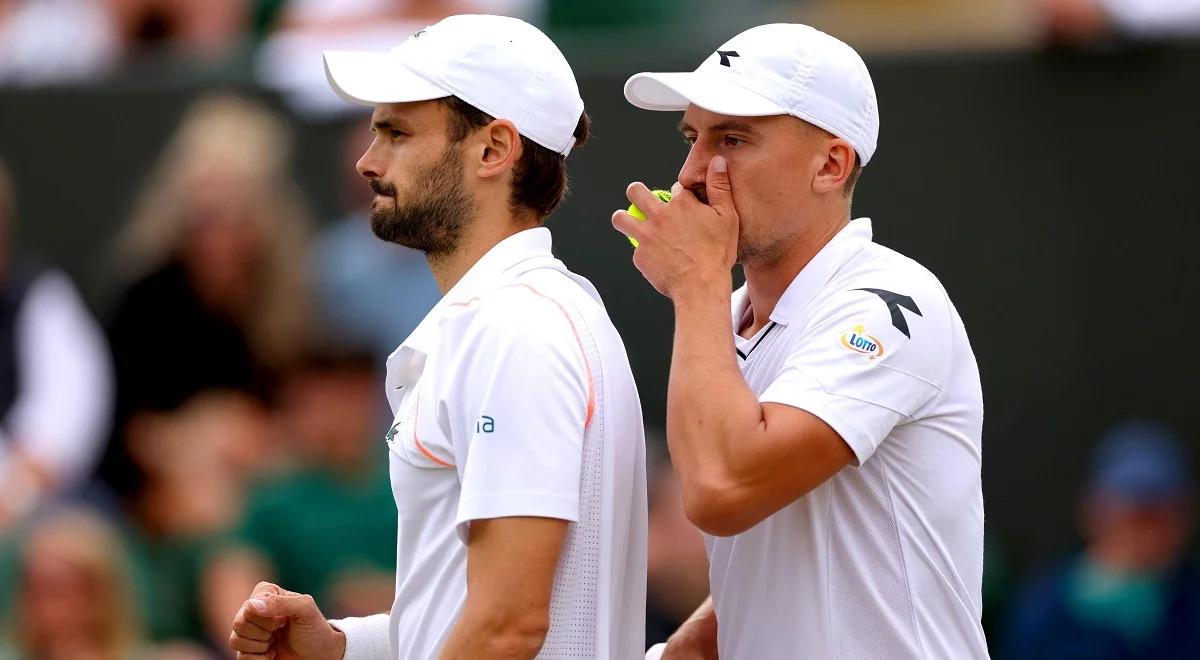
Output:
[204, 344, 397, 636]
[1002, 421, 1200, 660]
[313, 123, 439, 361]
[0, 158, 113, 533]
[1, 507, 138, 659]
[0, 0, 250, 86]
[0, 0, 122, 85]
[255, 0, 544, 117]
[644, 441, 709, 649]
[98, 93, 312, 501]
[0, 506, 209, 660]
[118, 391, 274, 647]
[108, 0, 249, 61]
[1039, 0, 1200, 44]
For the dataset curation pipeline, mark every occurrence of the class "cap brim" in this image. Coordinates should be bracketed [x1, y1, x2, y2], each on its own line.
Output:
[324, 50, 451, 107]
[624, 72, 788, 116]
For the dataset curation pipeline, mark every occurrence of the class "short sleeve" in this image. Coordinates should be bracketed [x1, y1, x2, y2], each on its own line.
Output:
[443, 287, 591, 540]
[759, 286, 948, 464]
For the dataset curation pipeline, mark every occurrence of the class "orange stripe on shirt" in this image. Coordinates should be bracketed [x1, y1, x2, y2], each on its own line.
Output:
[515, 283, 597, 431]
[412, 393, 455, 468]
[441, 283, 597, 431]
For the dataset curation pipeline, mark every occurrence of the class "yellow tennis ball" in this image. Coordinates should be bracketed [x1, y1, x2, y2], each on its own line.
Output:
[627, 189, 672, 248]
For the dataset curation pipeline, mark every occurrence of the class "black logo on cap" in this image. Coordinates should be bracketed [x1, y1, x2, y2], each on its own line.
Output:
[413, 29, 426, 38]
[717, 50, 740, 67]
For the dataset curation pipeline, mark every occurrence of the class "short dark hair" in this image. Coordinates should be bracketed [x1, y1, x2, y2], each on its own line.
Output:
[438, 96, 590, 220]
[844, 160, 863, 199]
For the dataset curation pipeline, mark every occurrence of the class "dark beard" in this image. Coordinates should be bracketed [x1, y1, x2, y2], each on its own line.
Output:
[368, 144, 475, 256]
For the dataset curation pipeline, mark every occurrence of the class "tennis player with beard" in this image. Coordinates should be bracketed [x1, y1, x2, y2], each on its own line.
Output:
[228, 15, 647, 660]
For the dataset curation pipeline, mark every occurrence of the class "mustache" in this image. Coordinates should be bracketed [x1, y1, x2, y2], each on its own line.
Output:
[369, 179, 397, 196]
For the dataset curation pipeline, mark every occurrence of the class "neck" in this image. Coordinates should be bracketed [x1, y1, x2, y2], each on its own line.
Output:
[741, 211, 849, 336]
[427, 205, 539, 295]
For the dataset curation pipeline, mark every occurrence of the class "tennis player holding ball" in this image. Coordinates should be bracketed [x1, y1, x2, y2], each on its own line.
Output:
[614, 24, 989, 659]
[229, 15, 648, 660]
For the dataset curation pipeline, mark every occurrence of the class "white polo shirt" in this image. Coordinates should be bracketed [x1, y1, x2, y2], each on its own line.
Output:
[709, 218, 987, 659]
[331, 228, 647, 659]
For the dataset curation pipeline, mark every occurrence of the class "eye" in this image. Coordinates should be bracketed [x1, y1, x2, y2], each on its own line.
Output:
[681, 134, 697, 146]
[722, 135, 745, 148]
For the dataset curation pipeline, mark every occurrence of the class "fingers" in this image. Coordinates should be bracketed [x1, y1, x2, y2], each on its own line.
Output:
[612, 209, 645, 244]
[704, 156, 733, 215]
[232, 604, 276, 640]
[257, 592, 321, 622]
[252, 581, 285, 599]
[625, 182, 666, 212]
[230, 583, 305, 658]
[229, 629, 272, 654]
[238, 597, 285, 632]
[230, 599, 281, 658]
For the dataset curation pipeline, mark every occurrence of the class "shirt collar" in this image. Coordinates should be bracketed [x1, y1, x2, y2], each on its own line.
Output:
[397, 227, 554, 358]
[733, 218, 874, 327]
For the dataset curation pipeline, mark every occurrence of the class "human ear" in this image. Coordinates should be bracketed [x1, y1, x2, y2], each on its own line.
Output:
[476, 119, 523, 180]
[813, 140, 855, 195]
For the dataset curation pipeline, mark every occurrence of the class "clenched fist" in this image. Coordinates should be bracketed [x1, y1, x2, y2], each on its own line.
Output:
[229, 581, 346, 660]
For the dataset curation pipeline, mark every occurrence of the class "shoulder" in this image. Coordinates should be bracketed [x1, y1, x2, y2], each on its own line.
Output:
[21, 268, 84, 309]
[828, 243, 953, 322]
[814, 243, 958, 335]
[801, 244, 962, 383]
[439, 280, 586, 358]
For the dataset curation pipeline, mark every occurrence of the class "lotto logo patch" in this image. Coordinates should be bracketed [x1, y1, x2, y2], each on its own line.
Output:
[841, 323, 884, 360]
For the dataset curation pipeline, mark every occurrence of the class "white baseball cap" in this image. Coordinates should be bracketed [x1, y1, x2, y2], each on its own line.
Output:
[624, 24, 879, 166]
[324, 14, 584, 156]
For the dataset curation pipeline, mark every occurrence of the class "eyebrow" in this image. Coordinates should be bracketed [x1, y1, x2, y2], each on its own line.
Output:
[372, 117, 414, 132]
[677, 119, 760, 135]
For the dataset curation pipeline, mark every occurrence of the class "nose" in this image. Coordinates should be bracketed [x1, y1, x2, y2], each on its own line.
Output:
[677, 141, 711, 196]
[356, 139, 382, 181]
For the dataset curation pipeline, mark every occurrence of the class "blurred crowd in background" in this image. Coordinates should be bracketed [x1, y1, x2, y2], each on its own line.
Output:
[1, 1, 1199, 659]
[2, 0, 1200, 92]
[0, 91, 435, 658]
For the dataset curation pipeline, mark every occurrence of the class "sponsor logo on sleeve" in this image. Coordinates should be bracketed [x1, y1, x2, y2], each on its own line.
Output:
[841, 323, 884, 360]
